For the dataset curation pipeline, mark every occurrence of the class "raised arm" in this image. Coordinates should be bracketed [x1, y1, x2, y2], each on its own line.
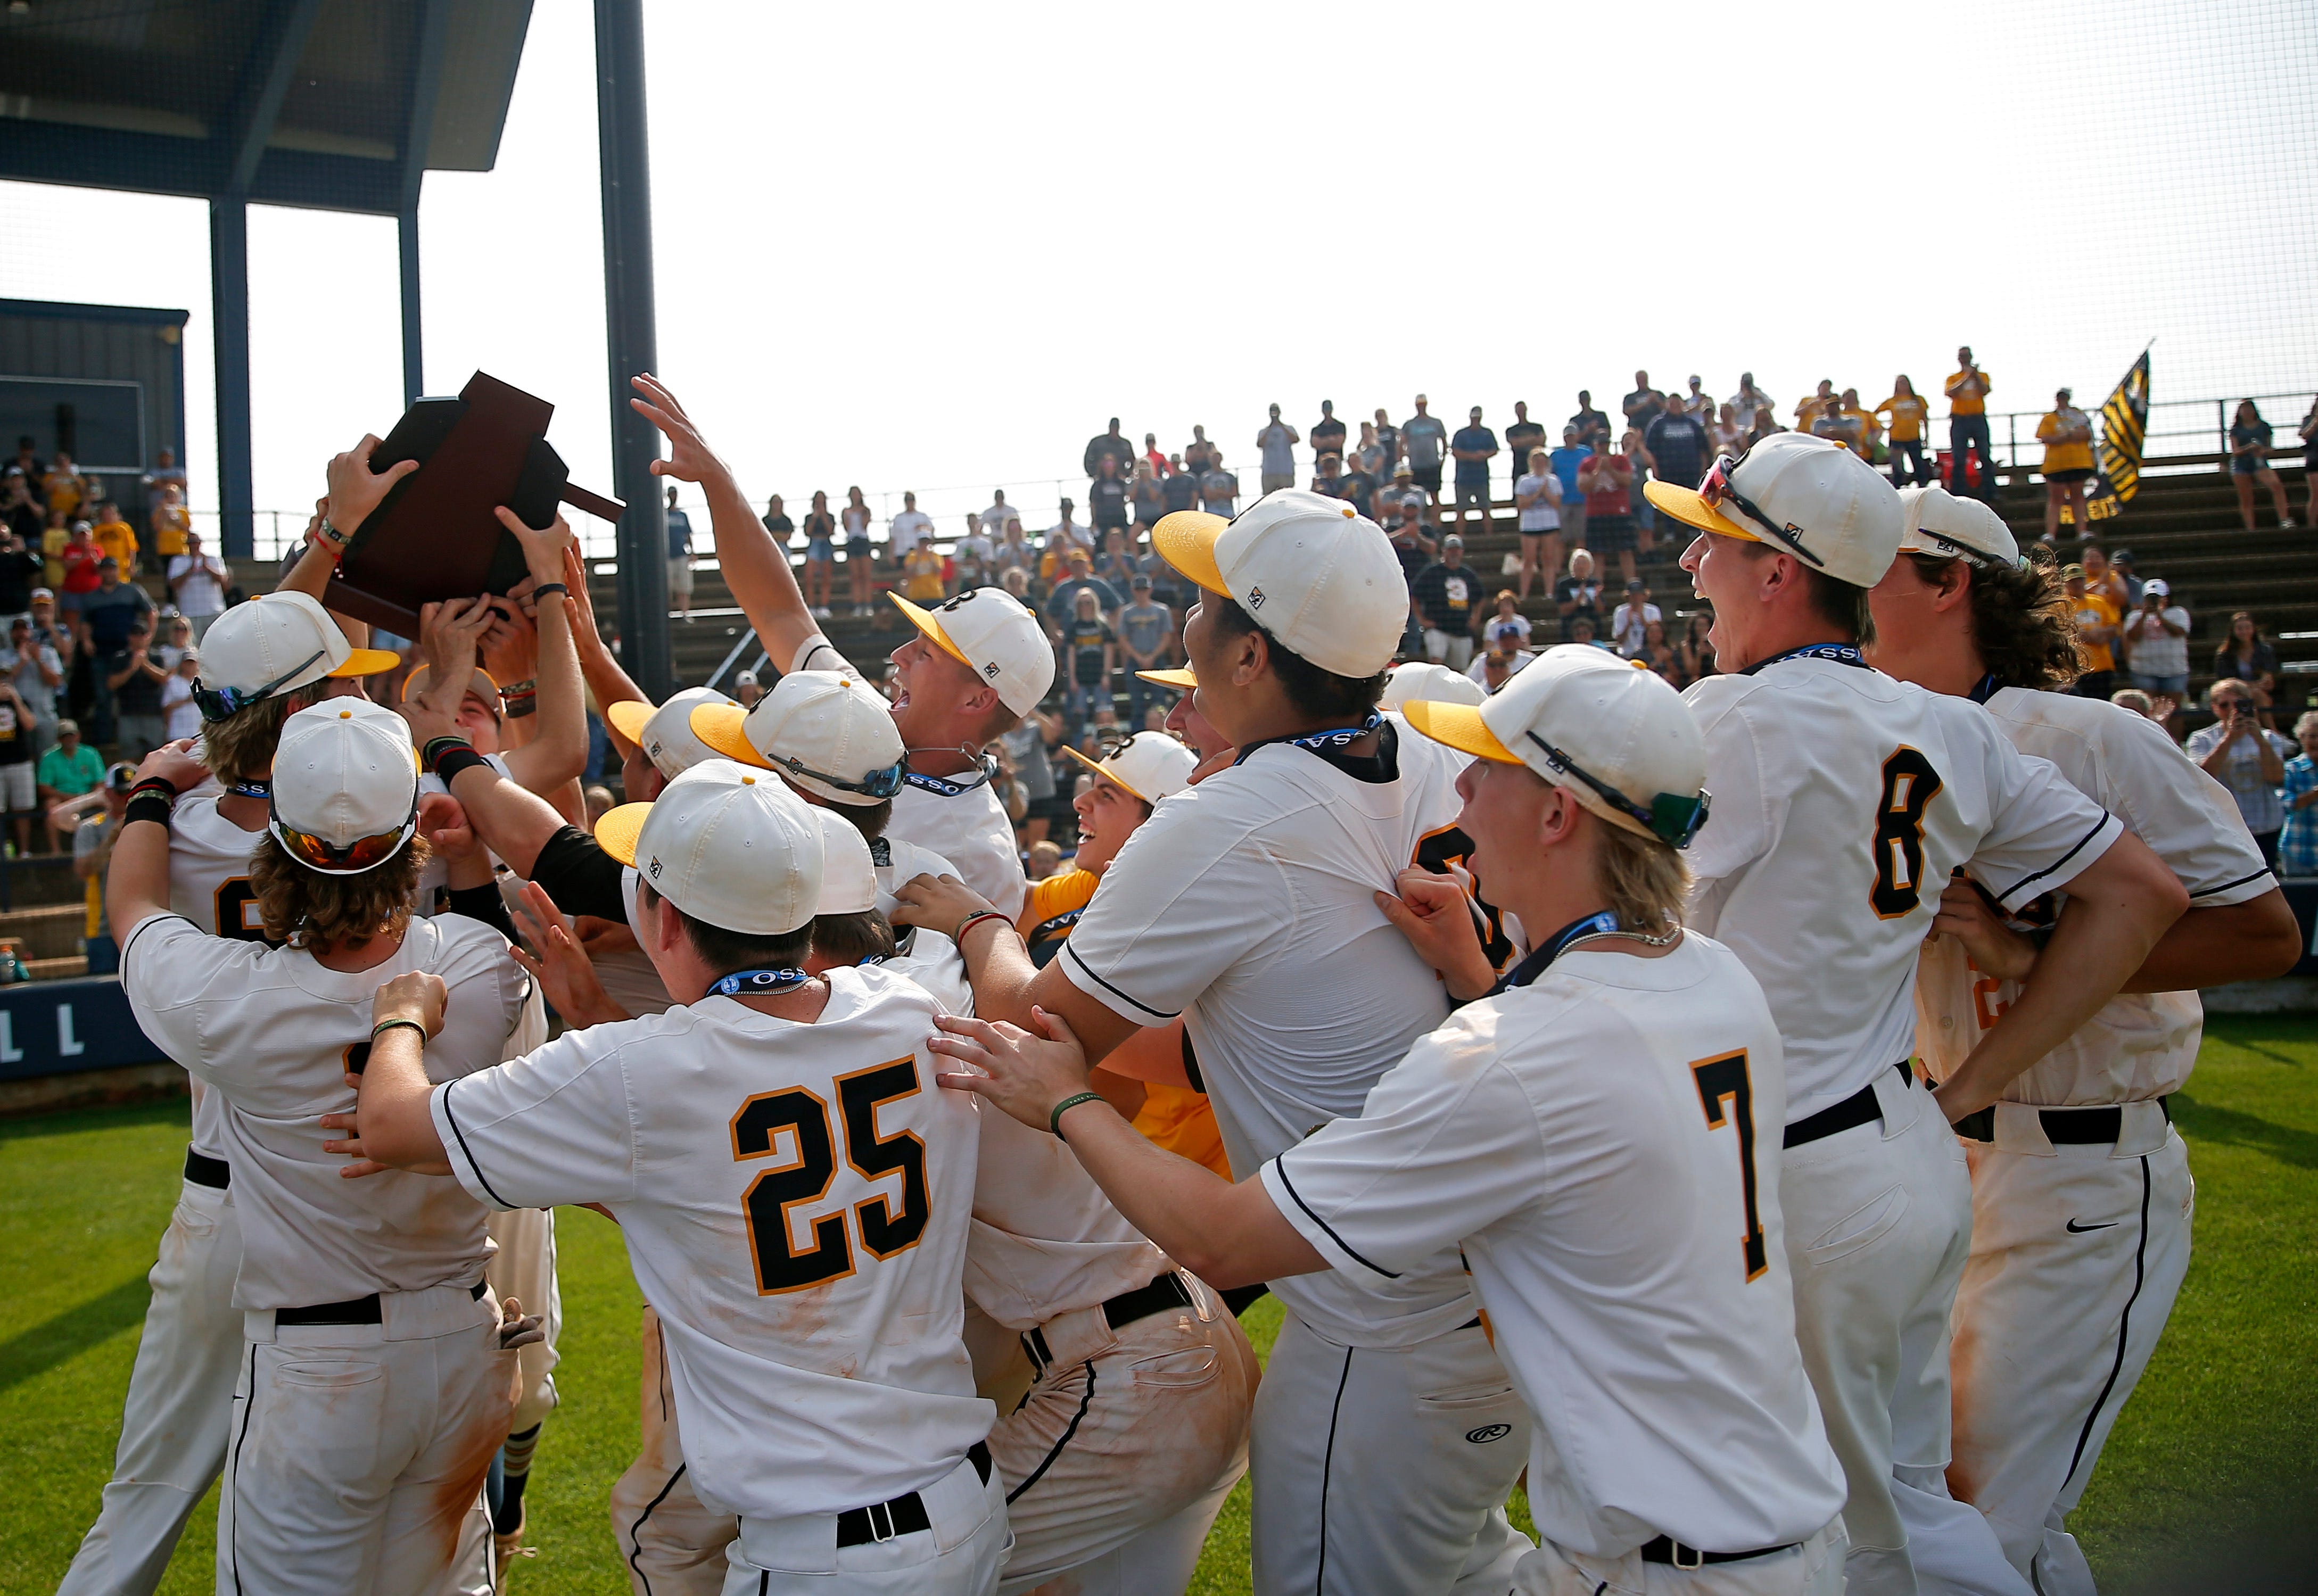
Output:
[559, 542, 649, 739]
[491, 511, 588, 796]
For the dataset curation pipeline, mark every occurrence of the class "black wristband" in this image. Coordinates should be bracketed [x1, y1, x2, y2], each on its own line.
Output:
[502, 697, 538, 720]
[125, 793, 175, 830]
[421, 735, 472, 772]
[433, 746, 492, 785]
[130, 777, 179, 803]
[529, 584, 568, 602]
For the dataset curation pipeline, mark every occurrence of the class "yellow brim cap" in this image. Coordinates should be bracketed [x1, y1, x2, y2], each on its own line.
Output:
[1150, 510, 1230, 596]
[328, 648, 403, 679]
[1400, 698, 1524, 765]
[401, 662, 504, 706]
[1135, 667, 1197, 690]
[605, 698, 655, 746]
[688, 702, 772, 769]
[1061, 743, 1151, 804]
[887, 591, 976, 671]
[594, 800, 652, 866]
[1643, 479, 1755, 542]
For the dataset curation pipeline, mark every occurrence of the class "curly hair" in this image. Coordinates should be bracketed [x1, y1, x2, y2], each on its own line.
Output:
[248, 831, 429, 953]
[200, 681, 326, 789]
[1910, 544, 2081, 692]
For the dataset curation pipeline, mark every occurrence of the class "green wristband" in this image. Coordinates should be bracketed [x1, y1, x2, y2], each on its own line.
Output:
[1049, 1090, 1106, 1140]
[370, 1017, 430, 1047]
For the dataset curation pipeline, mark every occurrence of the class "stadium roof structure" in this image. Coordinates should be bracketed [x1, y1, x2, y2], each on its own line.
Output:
[0, 0, 533, 214]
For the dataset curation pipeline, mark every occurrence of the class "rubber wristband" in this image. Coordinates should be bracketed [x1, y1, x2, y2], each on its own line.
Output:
[527, 584, 568, 602]
[499, 678, 539, 697]
[129, 778, 179, 803]
[1050, 1090, 1106, 1140]
[953, 909, 1011, 945]
[421, 735, 472, 771]
[370, 1017, 429, 1047]
[433, 746, 491, 784]
[123, 793, 175, 830]
[502, 698, 538, 720]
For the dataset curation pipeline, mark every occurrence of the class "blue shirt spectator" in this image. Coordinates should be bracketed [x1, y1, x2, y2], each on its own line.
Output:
[666, 505, 693, 558]
[2281, 733, 2318, 876]
[1549, 438, 1593, 506]
[1451, 419, 1499, 488]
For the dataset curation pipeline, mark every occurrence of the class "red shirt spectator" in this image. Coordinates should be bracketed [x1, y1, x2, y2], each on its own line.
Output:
[1583, 452, 1635, 518]
[60, 532, 103, 594]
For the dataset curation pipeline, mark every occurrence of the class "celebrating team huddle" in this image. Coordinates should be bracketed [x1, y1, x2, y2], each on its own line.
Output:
[59, 376, 2295, 1596]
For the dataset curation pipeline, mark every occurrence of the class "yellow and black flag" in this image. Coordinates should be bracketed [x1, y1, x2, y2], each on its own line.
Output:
[2083, 348, 2152, 524]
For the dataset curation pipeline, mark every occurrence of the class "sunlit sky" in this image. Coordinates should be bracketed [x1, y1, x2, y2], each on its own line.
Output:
[1, 0, 2312, 551]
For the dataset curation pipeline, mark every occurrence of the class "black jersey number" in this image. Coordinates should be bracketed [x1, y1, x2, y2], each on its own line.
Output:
[1869, 748, 1945, 920]
[1690, 1050, 1769, 1281]
[1413, 824, 1516, 970]
[731, 1058, 929, 1296]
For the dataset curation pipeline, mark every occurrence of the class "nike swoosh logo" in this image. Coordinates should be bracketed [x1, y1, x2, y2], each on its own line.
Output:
[2066, 1219, 2119, 1233]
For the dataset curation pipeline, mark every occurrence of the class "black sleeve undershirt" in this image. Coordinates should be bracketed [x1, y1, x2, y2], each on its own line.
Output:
[443, 880, 517, 942]
[526, 825, 631, 922]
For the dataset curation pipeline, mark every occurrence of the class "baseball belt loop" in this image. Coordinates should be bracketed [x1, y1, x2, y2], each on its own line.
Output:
[1673, 1542, 1704, 1572]
[866, 1499, 896, 1544]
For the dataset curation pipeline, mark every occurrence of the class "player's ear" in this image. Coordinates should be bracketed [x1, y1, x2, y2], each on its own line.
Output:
[1933, 561, 1974, 614]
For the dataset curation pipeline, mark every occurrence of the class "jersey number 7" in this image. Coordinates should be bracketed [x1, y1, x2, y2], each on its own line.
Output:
[730, 1058, 931, 1295]
[1690, 1050, 1769, 1281]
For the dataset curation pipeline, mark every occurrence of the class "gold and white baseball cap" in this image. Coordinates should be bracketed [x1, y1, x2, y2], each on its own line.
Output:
[1153, 489, 1409, 678]
[1062, 730, 1198, 804]
[1402, 645, 1710, 848]
[595, 760, 824, 936]
[607, 687, 736, 779]
[401, 662, 503, 721]
[888, 585, 1057, 715]
[268, 699, 421, 872]
[1645, 432, 1904, 589]
[812, 810, 879, 915]
[1380, 660, 1486, 710]
[196, 591, 399, 718]
[691, 669, 906, 806]
[1896, 484, 2022, 568]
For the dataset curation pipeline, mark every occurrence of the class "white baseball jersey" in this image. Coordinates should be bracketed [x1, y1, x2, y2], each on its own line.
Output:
[793, 633, 1027, 921]
[121, 910, 526, 1309]
[166, 792, 270, 1161]
[1916, 686, 2272, 1106]
[1058, 719, 1483, 1348]
[1684, 656, 2123, 1121]
[873, 834, 963, 967]
[1264, 931, 1847, 1558]
[430, 964, 991, 1519]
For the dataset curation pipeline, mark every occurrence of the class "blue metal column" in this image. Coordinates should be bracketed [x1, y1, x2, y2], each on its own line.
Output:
[209, 197, 254, 560]
[397, 206, 425, 406]
[593, 0, 672, 700]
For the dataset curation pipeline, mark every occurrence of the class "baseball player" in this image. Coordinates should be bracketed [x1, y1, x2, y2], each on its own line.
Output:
[55, 586, 401, 1596]
[345, 763, 1011, 1595]
[111, 699, 530, 1594]
[1864, 485, 2300, 1591]
[1378, 659, 1487, 710]
[929, 648, 1853, 1594]
[631, 376, 1046, 920]
[1648, 434, 2188, 1595]
[901, 491, 1535, 1594]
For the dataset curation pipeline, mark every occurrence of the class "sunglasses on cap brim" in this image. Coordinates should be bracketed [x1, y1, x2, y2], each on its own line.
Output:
[1522, 729, 1711, 848]
[769, 750, 909, 800]
[266, 797, 420, 875]
[194, 648, 326, 722]
[1696, 454, 1825, 572]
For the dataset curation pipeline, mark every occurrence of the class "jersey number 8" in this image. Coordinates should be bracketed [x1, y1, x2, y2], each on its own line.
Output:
[730, 1058, 930, 1295]
[1870, 748, 1945, 920]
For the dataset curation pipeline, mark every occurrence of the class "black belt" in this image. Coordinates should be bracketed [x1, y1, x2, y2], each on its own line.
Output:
[1022, 1270, 1197, 1374]
[836, 1441, 992, 1548]
[1954, 1096, 2169, 1146]
[1640, 1533, 1801, 1567]
[276, 1278, 487, 1326]
[183, 1147, 230, 1190]
[1785, 1061, 1915, 1149]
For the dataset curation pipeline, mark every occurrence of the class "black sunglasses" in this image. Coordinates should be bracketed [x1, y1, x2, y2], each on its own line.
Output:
[1523, 729, 1711, 848]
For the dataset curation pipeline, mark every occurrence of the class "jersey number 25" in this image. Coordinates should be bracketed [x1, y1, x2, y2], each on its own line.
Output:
[730, 1059, 930, 1295]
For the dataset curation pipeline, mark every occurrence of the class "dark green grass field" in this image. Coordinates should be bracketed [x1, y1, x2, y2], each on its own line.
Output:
[5, 1018, 2314, 1593]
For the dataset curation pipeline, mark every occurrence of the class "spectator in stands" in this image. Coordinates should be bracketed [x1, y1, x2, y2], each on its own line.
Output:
[90, 500, 138, 576]
[1728, 373, 1776, 421]
[2213, 610, 2280, 701]
[165, 531, 229, 641]
[0, 520, 40, 626]
[152, 611, 193, 672]
[2039, 387, 2098, 542]
[2277, 711, 2318, 878]
[0, 666, 35, 855]
[1256, 403, 1300, 494]
[1351, 419, 1383, 480]
[1117, 574, 1175, 727]
[1711, 403, 1743, 454]
[1945, 347, 1996, 499]
[1385, 502, 1435, 658]
[72, 763, 135, 973]
[998, 704, 1062, 847]
[1467, 646, 1535, 694]
[1622, 371, 1664, 434]
[1450, 406, 1499, 530]
[2189, 678, 2292, 867]
[1184, 426, 1216, 474]
[10, 437, 41, 487]
[733, 669, 763, 710]
[161, 646, 201, 743]
[149, 483, 190, 562]
[80, 555, 152, 677]
[841, 486, 875, 616]
[1876, 377, 1933, 486]
[1643, 396, 1711, 491]
[105, 616, 168, 760]
[1084, 417, 1135, 480]
[1199, 454, 1239, 517]
[1680, 610, 1717, 682]
[1401, 395, 1448, 508]
[41, 451, 87, 523]
[1, 472, 39, 552]
[57, 522, 102, 633]
[1841, 388, 1880, 460]
[1503, 402, 1546, 501]
[1639, 617, 1682, 685]
[2229, 399, 2297, 530]
[1142, 432, 1168, 478]
[1094, 528, 1138, 594]
[1383, 461, 1421, 522]
[2300, 397, 2318, 525]
[1088, 455, 1131, 544]
[801, 489, 836, 617]
[1310, 401, 1347, 468]
[142, 446, 187, 515]
[664, 485, 695, 622]
[1482, 589, 1531, 656]
[978, 487, 1014, 538]
[889, 490, 934, 563]
[1129, 460, 1166, 535]
[1745, 406, 1783, 450]
[1795, 379, 1837, 435]
[1337, 448, 1378, 521]
[1548, 426, 1591, 555]
[2108, 545, 2146, 605]
[992, 520, 1036, 586]
[1569, 390, 1611, 450]
[1513, 446, 1563, 601]
[1579, 434, 1641, 585]
[3, 613, 61, 759]
[900, 536, 946, 604]
[2121, 578, 2191, 699]
[1568, 613, 1613, 652]
[1310, 453, 1344, 500]
[1160, 454, 1203, 519]
[1681, 376, 1712, 416]
[762, 493, 793, 553]
[1060, 587, 1117, 729]
[1610, 580, 1660, 658]
[38, 719, 103, 850]
[1041, 499, 1093, 582]
[1810, 396, 1860, 453]
[2061, 561, 2122, 701]
[1045, 547, 1121, 633]
[2081, 543, 2131, 617]
[1372, 408, 1401, 478]
[1411, 534, 1479, 671]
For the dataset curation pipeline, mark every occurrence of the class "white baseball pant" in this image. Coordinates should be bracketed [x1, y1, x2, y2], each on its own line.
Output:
[218, 1281, 513, 1595]
[993, 1272, 1258, 1595]
[57, 1170, 244, 1596]
[1948, 1107, 2192, 1596]
[717, 1450, 1011, 1595]
[1251, 1312, 1533, 1596]
[485, 1205, 562, 1433]
[1781, 1066, 2027, 1596]
[1507, 1524, 1846, 1595]
[611, 1306, 738, 1596]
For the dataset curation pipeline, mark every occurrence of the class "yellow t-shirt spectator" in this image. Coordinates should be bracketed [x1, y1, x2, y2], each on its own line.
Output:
[901, 544, 945, 603]
[2038, 408, 2096, 475]
[1945, 368, 1991, 416]
[1843, 406, 1879, 458]
[1876, 394, 1931, 443]
[2073, 588, 2121, 672]
[42, 469, 85, 518]
[1795, 395, 1833, 432]
[92, 518, 138, 572]
[40, 525, 69, 590]
[151, 503, 189, 558]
